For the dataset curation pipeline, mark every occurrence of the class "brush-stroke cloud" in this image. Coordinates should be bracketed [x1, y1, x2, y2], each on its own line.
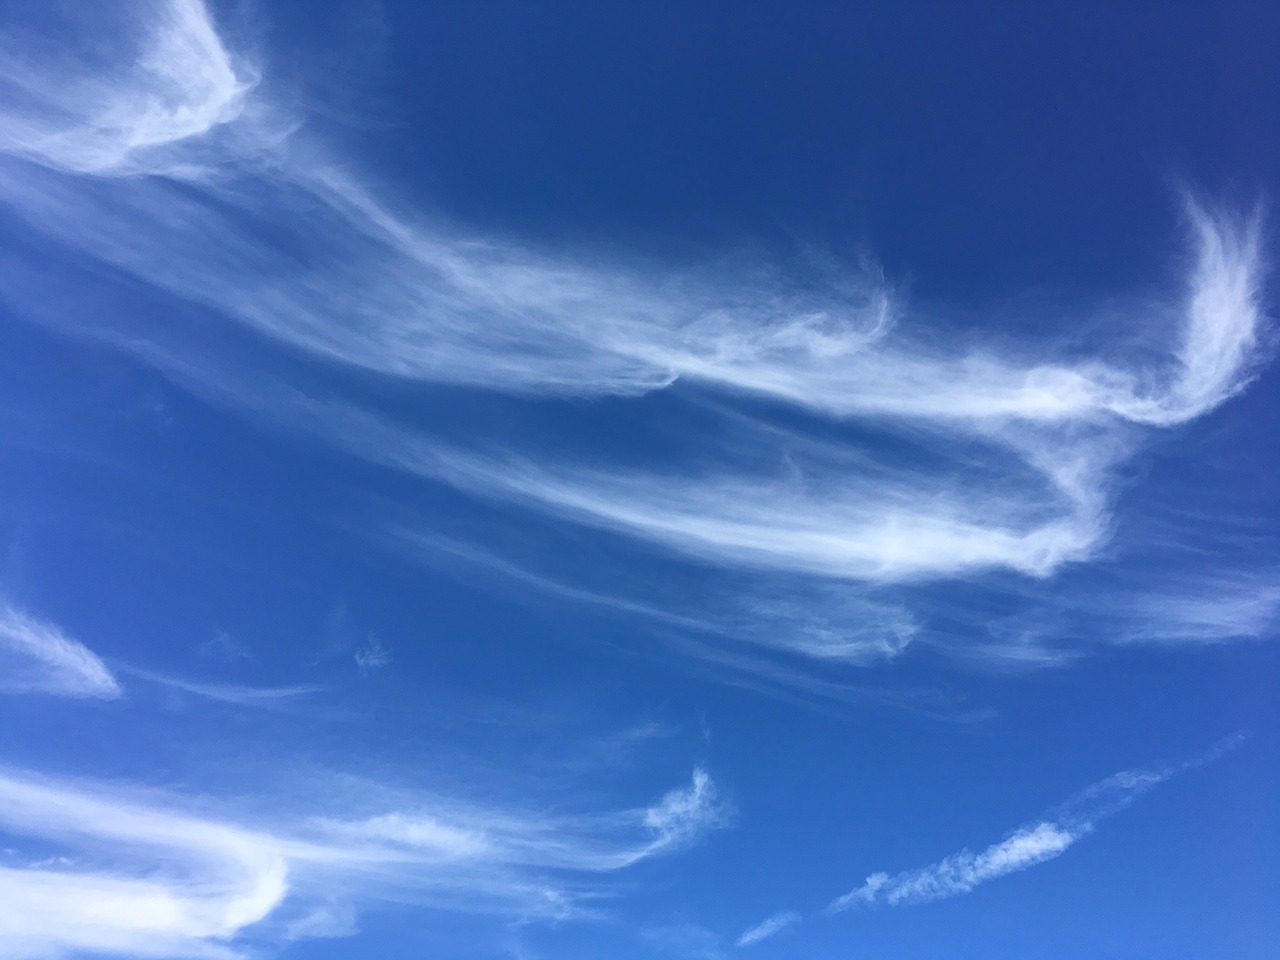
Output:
[0, 602, 121, 698]
[0, 0, 255, 176]
[826, 737, 1243, 914]
[315, 767, 728, 874]
[735, 910, 800, 947]
[1124, 576, 1280, 644]
[0, 764, 728, 958]
[0, 152, 1261, 585]
[727, 739, 1243, 948]
[0, 770, 287, 959]
[0, 0, 1269, 686]
[122, 667, 325, 709]
[384, 526, 918, 666]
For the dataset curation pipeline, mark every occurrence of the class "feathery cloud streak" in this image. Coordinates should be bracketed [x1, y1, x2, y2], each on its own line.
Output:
[826, 738, 1243, 913]
[0, 0, 253, 176]
[0, 1, 1267, 593]
[122, 667, 325, 709]
[0, 771, 286, 958]
[729, 739, 1243, 948]
[0, 765, 726, 958]
[0, 602, 120, 698]
[735, 910, 800, 947]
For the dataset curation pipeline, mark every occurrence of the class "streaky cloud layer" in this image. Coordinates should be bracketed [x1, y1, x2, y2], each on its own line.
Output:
[0, 0, 1265, 601]
[0, 764, 727, 958]
[0, 770, 287, 958]
[0, 4, 1271, 959]
[0, 0, 1269, 694]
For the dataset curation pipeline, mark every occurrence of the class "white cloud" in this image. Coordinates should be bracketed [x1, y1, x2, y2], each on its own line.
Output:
[0, 2, 1268, 663]
[0, 603, 121, 699]
[0, 763, 728, 958]
[0, 0, 256, 176]
[317, 766, 729, 873]
[830, 821, 1081, 911]
[1125, 577, 1280, 644]
[316, 811, 487, 861]
[643, 768, 730, 853]
[0, 771, 287, 958]
[124, 668, 324, 708]
[384, 527, 919, 669]
[2, 153, 1257, 590]
[735, 910, 800, 947]
[283, 901, 358, 940]
[1122, 202, 1265, 426]
[825, 743, 1240, 915]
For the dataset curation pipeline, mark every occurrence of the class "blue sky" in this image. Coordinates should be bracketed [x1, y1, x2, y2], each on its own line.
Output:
[0, 1, 1278, 957]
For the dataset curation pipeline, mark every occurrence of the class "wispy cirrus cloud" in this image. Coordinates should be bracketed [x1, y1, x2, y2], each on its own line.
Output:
[0, 602, 120, 699]
[0, 770, 286, 959]
[1123, 575, 1280, 644]
[0, 0, 1268, 682]
[735, 910, 800, 947]
[728, 738, 1244, 948]
[314, 767, 728, 876]
[826, 736, 1244, 913]
[121, 667, 325, 709]
[0, 0, 255, 177]
[383, 526, 918, 666]
[0, 763, 728, 958]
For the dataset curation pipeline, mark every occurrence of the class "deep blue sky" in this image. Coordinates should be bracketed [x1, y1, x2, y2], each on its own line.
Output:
[0, 2, 1278, 958]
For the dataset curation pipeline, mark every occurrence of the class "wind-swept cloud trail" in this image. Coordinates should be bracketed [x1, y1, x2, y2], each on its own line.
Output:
[0, 602, 121, 698]
[0, 0, 1269, 657]
[314, 766, 728, 875]
[735, 910, 800, 947]
[826, 740, 1243, 913]
[830, 821, 1080, 913]
[375, 525, 1000, 718]
[0, 765, 728, 958]
[730, 738, 1245, 947]
[385, 525, 921, 665]
[121, 667, 326, 709]
[1123, 575, 1280, 644]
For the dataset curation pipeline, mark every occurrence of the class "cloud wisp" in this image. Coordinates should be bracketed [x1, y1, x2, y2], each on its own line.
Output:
[0, 0, 255, 177]
[0, 765, 728, 958]
[735, 910, 801, 947]
[314, 766, 729, 877]
[0, 602, 121, 699]
[121, 667, 326, 709]
[0, 770, 287, 959]
[1123, 576, 1280, 645]
[729, 739, 1244, 947]
[825, 737, 1243, 914]
[0, 0, 1269, 675]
